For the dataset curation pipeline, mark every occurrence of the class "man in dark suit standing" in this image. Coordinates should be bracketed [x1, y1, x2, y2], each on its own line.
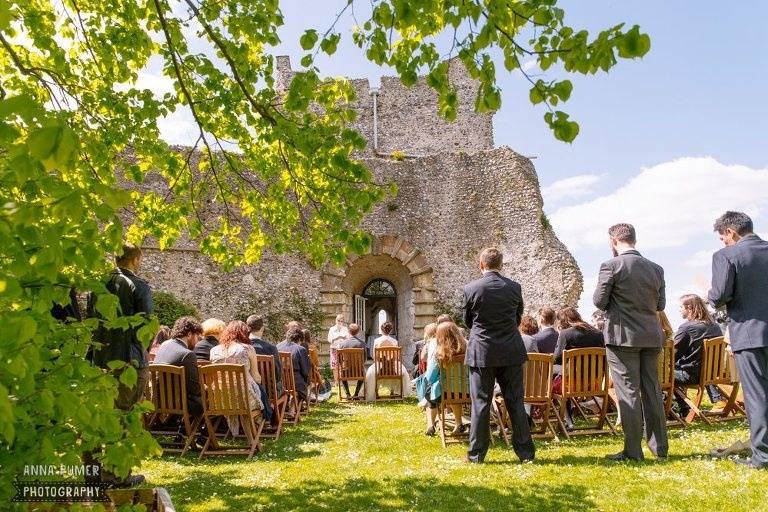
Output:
[708, 211, 768, 469]
[593, 223, 668, 461]
[463, 248, 534, 463]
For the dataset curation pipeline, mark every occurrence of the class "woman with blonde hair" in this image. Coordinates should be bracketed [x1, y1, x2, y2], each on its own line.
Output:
[194, 318, 224, 361]
[209, 320, 267, 429]
[418, 321, 468, 436]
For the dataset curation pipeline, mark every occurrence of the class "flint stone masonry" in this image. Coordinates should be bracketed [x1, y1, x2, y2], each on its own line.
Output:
[139, 56, 583, 365]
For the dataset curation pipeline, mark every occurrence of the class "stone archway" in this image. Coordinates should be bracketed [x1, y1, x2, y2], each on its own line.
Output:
[319, 235, 436, 365]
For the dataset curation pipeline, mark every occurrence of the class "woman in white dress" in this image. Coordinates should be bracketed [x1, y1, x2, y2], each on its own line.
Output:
[209, 320, 265, 434]
[365, 321, 412, 401]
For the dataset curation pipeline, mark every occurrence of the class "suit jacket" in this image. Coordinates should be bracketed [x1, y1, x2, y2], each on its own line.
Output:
[531, 326, 559, 354]
[194, 335, 219, 361]
[276, 340, 311, 397]
[674, 320, 722, 380]
[337, 336, 366, 351]
[521, 334, 539, 353]
[593, 249, 666, 348]
[250, 335, 283, 390]
[463, 271, 527, 368]
[87, 267, 153, 368]
[709, 234, 768, 351]
[154, 338, 203, 412]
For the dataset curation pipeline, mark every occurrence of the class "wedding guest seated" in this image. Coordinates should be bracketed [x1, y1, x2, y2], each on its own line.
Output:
[336, 323, 367, 399]
[247, 314, 284, 396]
[277, 328, 311, 401]
[365, 321, 412, 401]
[149, 325, 171, 359]
[154, 316, 204, 415]
[531, 306, 559, 354]
[519, 315, 540, 353]
[553, 307, 605, 374]
[195, 318, 223, 361]
[418, 321, 468, 436]
[674, 294, 728, 415]
[413, 323, 438, 378]
[209, 320, 266, 425]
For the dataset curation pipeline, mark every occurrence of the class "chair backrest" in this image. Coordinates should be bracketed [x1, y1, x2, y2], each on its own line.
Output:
[308, 347, 323, 385]
[197, 359, 211, 367]
[278, 352, 297, 393]
[524, 353, 553, 403]
[254, 354, 280, 401]
[701, 336, 731, 386]
[148, 352, 156, 363]
[148, 364, 188, 417]
[374, 346, 402, 378]
[439, 354, 471, 405]
[561, 348, 608, 398]
[658, 339, 675, 389]
[337, 348, 366, 380]
[198, 364, 250, 416]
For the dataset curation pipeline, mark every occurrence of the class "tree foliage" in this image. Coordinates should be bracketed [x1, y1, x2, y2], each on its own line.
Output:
[152, 291, 198, 327]
[0, 0, 648, 504]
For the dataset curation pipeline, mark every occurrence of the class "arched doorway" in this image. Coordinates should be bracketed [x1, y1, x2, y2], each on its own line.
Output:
[318, 235, 437, 367]
[360, 278, 397, 350]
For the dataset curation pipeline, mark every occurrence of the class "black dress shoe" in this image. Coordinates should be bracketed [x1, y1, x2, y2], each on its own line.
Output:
[605, 452, 642, 462]
[425, 426, 436, 437]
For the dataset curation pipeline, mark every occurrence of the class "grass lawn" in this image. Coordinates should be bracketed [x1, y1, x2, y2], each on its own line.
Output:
[142, 397, 766, 512]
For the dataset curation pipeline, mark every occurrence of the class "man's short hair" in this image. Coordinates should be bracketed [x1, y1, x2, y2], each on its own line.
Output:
[479, 247, 503, 270]
[380, 321, 394, 335]
[608, 223, 636, 244]
[246, 314, 264, 332]
[713, 211, 753, 236]
[170, 316, 203, 338]
[116, 243, 142, 267]
[348, 323, 360, 336]
[538, 306, 556, 326]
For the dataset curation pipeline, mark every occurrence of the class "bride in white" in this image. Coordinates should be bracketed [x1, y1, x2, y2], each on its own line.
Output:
[365, 321, 412, 401]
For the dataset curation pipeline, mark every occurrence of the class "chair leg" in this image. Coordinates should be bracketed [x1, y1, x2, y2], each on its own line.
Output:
[556, 396, 570, 439]
[180, 416, 202, 457]
[439, 404, 447, 448]
[598, 393, 616, 434]
[199, 416, 221, 459]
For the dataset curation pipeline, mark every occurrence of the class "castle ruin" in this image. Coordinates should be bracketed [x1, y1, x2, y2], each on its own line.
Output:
[140, 56, 583, 364]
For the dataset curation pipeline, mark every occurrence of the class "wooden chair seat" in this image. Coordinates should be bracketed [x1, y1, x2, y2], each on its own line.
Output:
[438, 354, 471, 448]
[255, 354, 289, 439]
[336, 348, 366, 402]
[198, 363, 263, 459]
[373, 346, 404, 400]
[675, 336, 746, 424]
[553, 347, 615, 438]
[146, 364, 202, 456]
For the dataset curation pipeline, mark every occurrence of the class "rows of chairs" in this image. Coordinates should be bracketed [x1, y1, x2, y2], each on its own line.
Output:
[144, 348, 323, 459]
[439, 336, 745, 448]
[335, 346, 406, 401]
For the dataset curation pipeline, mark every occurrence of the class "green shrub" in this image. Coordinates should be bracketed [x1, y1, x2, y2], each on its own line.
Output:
[236, 290, 325, 342]
[153, 291, 199, 327]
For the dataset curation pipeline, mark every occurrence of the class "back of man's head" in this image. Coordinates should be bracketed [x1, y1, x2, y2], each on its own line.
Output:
[246, 314, 264, 333]
[713, 211, 753, 236]
[171, 316, 203, 339]
[116, 243, 142, 268]
[538, 307, 556, 327]
[608, 223, 636, 245]
[479, 247, 503, 270]
[348, 323, 360, 336]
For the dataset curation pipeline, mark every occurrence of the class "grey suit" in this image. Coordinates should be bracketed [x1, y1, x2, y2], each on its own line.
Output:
[463, 271, 534, 462]
[593, 249, 668, 460]
[709, 234, 768, 467]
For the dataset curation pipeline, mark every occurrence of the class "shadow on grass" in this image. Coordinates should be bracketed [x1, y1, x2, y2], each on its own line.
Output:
[162, 474, 599, 512]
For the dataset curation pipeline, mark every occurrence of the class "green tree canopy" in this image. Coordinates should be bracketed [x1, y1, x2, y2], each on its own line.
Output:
[0, 0, 648, 503]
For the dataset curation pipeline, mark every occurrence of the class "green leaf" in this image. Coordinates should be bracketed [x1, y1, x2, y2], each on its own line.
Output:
[299, 29, 318, 50]
[119, 366, 138, 388]
[320, 34, 341, 55]
[27, 126, 61, 161]
[618, 26, 651, 58]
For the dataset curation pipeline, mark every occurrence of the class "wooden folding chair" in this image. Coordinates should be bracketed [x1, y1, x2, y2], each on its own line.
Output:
[197, 360, 211, 367]
[675, 336, 746, 424]
[373, 346, 404, 400]
[198, 364, 264, 459]
[336, 348, 366, 401]
[279, 351, 307, 424]
[255, 354, 289, 439]
[146, 364, 202, 456]
[658, 340, 686, 427]
[438, 354, 471, 448]
[553, 348, 615, 438]
[308, 347, 323, 403]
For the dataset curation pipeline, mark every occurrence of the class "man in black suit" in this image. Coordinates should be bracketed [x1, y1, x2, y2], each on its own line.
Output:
[463, 248, 534, 463]
[531, 306, 559, 354]
[708, 211, 768, 469]
[247, 314, 284, 395]
[593, 223, 668, 461]
[277, 327, 311, 400]
[154, 316, 204, 415]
